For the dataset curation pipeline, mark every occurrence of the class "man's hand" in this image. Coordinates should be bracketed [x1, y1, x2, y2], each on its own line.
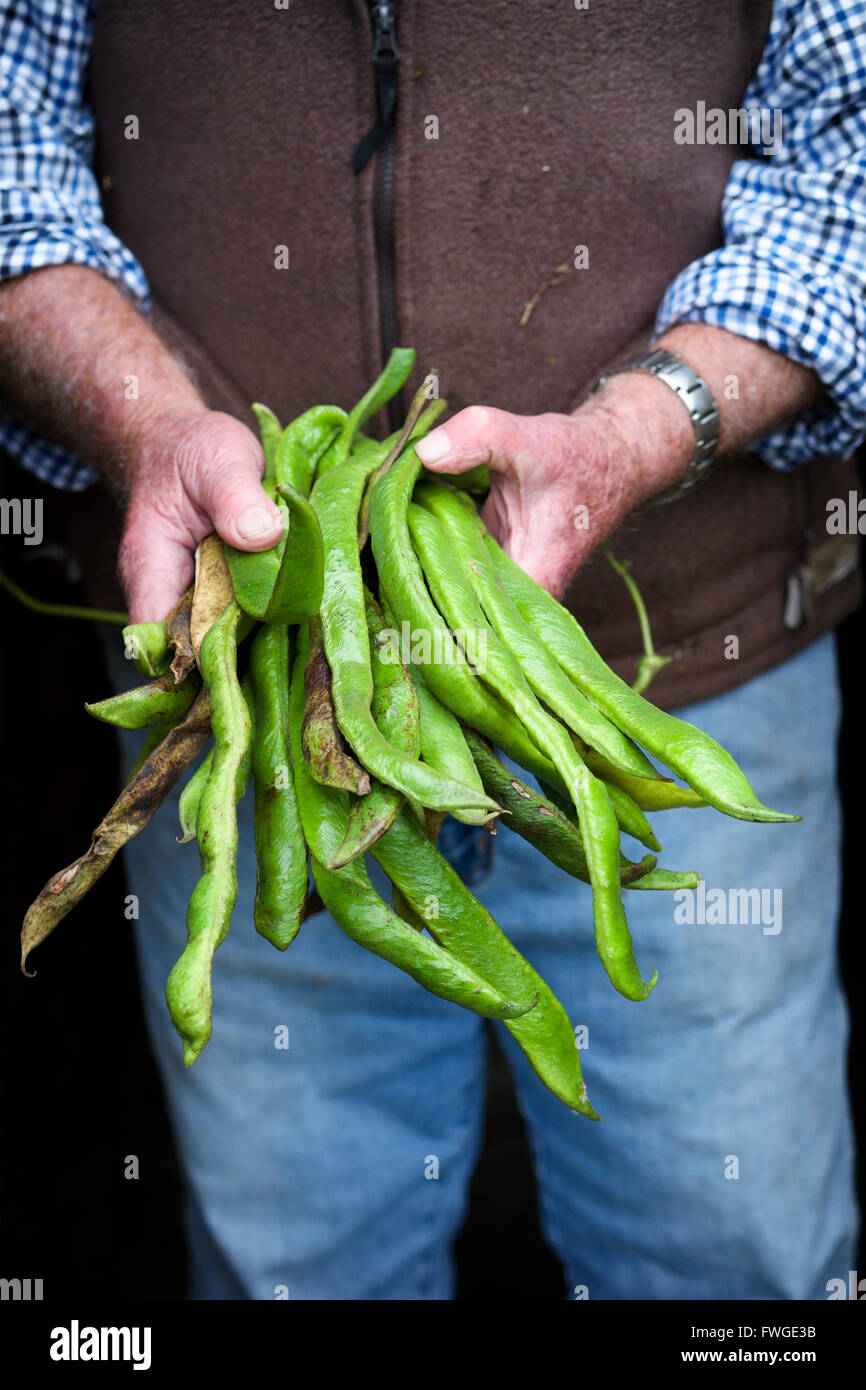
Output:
[118, 409, 283, 621]
[415, 373, 693, 598]
[416, 323, 822, 597]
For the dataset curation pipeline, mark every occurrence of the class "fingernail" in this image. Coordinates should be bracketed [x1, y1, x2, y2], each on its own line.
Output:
[236, 507, 278, 539]
[415, 429, 451, 464]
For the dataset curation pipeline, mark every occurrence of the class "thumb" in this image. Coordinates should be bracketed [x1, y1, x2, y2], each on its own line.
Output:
[415, 405, 526, 476]
[185, 414, 284, 552]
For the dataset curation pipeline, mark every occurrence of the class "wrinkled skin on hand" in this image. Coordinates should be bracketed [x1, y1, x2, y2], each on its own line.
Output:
[415, 378, 692, 599]
[119, 409, 284, 622]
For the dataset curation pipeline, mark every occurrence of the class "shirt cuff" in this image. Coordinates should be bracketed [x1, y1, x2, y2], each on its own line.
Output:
[0, 418, 97, 490]
[654, 249, 866, 468]
[0, 222, 150, 490]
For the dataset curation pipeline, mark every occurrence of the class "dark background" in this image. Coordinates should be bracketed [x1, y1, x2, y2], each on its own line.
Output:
[1, 452, 863, 1302]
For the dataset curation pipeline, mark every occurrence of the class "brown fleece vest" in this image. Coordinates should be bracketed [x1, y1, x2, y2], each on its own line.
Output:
[77, 0, 860, 709]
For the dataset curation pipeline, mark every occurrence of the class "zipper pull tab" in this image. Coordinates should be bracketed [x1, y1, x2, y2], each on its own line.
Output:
[352, 2, 401, 174]
[371, 2, 400, 67]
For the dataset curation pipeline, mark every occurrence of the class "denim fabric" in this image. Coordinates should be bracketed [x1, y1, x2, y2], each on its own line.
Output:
[108, 632, 856, 1300]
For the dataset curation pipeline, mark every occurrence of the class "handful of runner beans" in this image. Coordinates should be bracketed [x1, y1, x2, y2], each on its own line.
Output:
[19, 349, 799, 1117]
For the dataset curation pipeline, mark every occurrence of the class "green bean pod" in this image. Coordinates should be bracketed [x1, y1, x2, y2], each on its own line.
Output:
[250, 623, 308, 949]
[373, 809, 597, 1118]
[328, 588, 418, 869]
[574, 738, 707, 811]
[122, 621, 171, 678]
[224, 484, 325, 625]
[165, 602, 252, 1065]
[273, 405, 347, 495]
[311, 856, 538, 1020]
[626, 866, 701, 892]
[602, 782, 662, 853]
[483, 532, 800, 824]
[266, 482, 325, 623]
[407, 501, 656, 1003]
[322, 400, 445, 496]
[356, 386, 448, 548]
[85, 670, 199, 730]
[464, 728, 656, 886]
[415, 479, 657, 782]
[538, 769, 661, 852]
[289, 625, 538, 1021]
[317, 348, 416, 477]
[177, 748, 213, 844]
[392, 883, 429, 931]
[125, 664, 209, 785]
[367, 444, 563, 788]
[251, 402, 282, 480]
[450, 464, 490, 495]
[177, 677, 256, 843]
[226, 406, 343, 623]
[376, 593, 485, 804]
[410, 662, 488, 813]
[310, 456, 501, 820]
[311, 856, 539, 1023]
[223, 490, 286, 617]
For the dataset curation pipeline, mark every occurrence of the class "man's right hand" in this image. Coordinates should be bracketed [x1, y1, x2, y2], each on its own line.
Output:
[118, 408, 284, 622]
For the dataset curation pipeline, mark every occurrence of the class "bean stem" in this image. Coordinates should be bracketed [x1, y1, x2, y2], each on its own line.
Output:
[0, 567, 128, 625]
[603, 547, 671, 695]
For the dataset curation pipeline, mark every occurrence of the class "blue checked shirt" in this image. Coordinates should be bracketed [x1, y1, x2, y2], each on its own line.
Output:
[1, 0, 866, 489]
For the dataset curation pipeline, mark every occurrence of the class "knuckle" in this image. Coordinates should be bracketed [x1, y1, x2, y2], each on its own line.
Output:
[199, 456, 264, 511]
[460, 404, 492, 436]
[177, 417, 263, 490]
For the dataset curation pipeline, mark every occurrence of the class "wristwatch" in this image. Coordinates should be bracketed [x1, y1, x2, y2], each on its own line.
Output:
[592, 347, 721, 505]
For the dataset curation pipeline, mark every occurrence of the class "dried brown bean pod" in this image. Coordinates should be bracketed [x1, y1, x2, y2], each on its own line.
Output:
[167, 586, 196, 683]
[20, 688, 212, 973]
[190, 534, 235, 664]
[301, 617, 371, 794]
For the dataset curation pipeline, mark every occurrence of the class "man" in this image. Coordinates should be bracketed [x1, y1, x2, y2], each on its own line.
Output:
[1, 0, 863, 1299]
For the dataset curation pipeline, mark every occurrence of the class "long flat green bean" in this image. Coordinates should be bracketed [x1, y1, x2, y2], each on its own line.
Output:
[250, 623, 308, 948]
[165, 602, 252, 1065]
[310, 455, 500, 820]
[407, 500, 656, 1003]
[483, 532, 800, 824]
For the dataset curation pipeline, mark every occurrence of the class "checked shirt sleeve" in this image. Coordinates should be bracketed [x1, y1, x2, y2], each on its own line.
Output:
[655, 0, 866, 469]
[0, 0, 150, 489]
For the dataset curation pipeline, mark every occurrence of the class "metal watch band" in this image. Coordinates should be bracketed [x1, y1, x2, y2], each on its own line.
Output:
[593, 347, 721, 505]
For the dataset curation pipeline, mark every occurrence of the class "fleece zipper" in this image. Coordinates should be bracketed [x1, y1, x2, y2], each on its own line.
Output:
[353, 1, 403, 428]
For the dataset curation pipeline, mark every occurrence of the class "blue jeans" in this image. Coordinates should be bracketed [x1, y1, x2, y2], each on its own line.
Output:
[110, 632, 857, 1299]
